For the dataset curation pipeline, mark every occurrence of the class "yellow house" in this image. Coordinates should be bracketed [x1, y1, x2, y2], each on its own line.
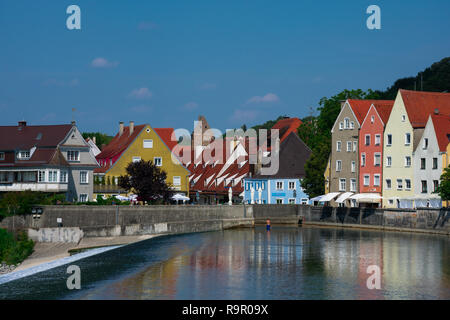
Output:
[94, 121, 190, 199]
[324, 154, 331, 194]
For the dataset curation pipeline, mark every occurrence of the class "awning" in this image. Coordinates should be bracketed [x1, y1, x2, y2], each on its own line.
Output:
[310, 195, 324, 202]
[239, 191, 244, 198]
[319, 192, 341, 202]
[349, 193, 382, 203]
[335, 192, 353, 203]
[172, 193, 190, 201]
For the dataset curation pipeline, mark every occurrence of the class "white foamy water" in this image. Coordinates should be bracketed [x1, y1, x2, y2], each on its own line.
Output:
[0, 245, 123, 286]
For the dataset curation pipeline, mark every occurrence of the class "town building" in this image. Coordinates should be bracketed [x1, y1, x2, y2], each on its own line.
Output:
[329, 99, 393, 205]
[382, 90, 450, 208]
[413, 112, 450, 208]
[0, 121, 98, 202]
[358, 101, 394, 206]
[86, 137, 101, 157]
[243, 132, 311, 204]
[94, 121, 190, 199]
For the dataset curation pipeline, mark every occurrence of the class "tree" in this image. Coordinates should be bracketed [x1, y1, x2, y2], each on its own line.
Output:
[302, 142, 329, 198]
[437, 166, 450, 201]
[82, 132, 114, 149]
[118, 160, 172, 204]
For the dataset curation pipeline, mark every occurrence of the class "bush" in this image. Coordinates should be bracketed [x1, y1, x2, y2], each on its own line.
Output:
[0, 229, 34, 265]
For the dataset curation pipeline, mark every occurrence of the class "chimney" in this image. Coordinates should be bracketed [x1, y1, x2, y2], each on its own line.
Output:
[18, 121, 27, 131]
[129, 121, 135, 136]
[119, 121, 124, 137]
[71, 120, 76, 126]
[92, 136, 96, 145]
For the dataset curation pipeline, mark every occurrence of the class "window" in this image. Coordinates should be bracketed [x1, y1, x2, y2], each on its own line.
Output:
[350, 179, 356, 192]
[353, 141, 357, 152]
[339, 179, 346, 191]
[433, 158, 438, 170]
[405, 179, 411, 190]
[345, 118, 350, 129]
[386, 179, 392, 190]
[288, 181, 295, 190]
[154, 157, 162, 167]
[351, 161, 356, 173]
[336, 160, 342, 172]
[143, 139, 153, 148]
[60, 171, 68, 183]
[336, 141, 341, 152]
[421, 180, 428, 193]
[288, 199, 296, 204]
[405, 133, 411, 145]
[374, 153, 381, 166]
[301, 198, 308, 205]
[0, 152, 4, 160]
[423, 138, 428, 149]
[364, 175, 370, 186]
[347, 141, 352, 152]
[361, 154, 366, 167]
[173, 176, 181, 186]
[420, 158, 426, 170]
[402, 115, 406, 122]
[375, 135, 381, 146]
[386, 156, 392, 167]
[350, 122, 355, 129]
[38, 170, 46, 182]
[339, 122, 344, 130]
[405, 156, 411, 167]
[132, 156, 141, 163]
[48, 170, 58, 182]
[374, 175, 380, 186]
[397, 179, 403, 190]
[387, 134, 392, 146]
[67, 150, 79, 161]
[80, 171, 88, 184]
[276, 181, 284, 190]
[18, 151, 30, 159]
[365, 134, 371, 146]
[371, 115, 375, 123]
[433, 180, 439, 192]
[79, 194, 88, 202]
[276, 199, 284, 204]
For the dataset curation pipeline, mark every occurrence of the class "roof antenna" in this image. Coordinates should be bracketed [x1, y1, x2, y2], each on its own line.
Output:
[72, 108, 76, 123]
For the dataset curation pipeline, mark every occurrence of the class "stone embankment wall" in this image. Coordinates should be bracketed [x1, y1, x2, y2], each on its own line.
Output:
[0, 205, 448, 242]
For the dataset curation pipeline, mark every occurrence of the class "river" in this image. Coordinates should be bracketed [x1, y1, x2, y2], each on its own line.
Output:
[0, 226, 449, 300]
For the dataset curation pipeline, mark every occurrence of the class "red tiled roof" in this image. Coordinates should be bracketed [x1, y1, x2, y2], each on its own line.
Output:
[430, 114, 450, 152]
[272, 117, 302, 143]
[347, 100, 394, 125]
[400, 89, 450, 128]
[373, 101, 394, 125]
[154, 128, 177, 151]
[96, 124, 146, 159]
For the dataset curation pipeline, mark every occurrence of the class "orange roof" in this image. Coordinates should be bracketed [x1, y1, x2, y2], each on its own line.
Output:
[96, 124, 145, 160]
[430, 114, 450, 152]
[154, 128, 177, 151]
[272, 117, 302, 143]
[373, 101, 394, 125]
[348, 99, 394, 125]
[400, 89, 450, 128]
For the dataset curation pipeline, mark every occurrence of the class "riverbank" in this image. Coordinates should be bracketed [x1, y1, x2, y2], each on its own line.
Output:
[9, 234, 158, 274]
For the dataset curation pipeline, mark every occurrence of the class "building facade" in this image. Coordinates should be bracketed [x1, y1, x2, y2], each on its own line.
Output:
[0, 121, 98, 202]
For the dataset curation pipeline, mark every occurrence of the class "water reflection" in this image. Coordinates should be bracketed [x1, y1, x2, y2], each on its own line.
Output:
[1, 227, 449, 300]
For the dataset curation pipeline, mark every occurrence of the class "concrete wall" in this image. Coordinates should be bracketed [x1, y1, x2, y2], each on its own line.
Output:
[28, 227, 83, 243]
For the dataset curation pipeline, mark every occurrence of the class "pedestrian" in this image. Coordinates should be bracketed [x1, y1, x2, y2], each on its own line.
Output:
[266, 218, 271, 231]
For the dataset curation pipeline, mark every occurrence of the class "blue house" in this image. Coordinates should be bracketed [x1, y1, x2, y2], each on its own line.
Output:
[244, 132, 311, 204]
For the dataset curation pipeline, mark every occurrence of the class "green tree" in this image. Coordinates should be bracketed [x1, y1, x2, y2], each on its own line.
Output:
[437, 166, 450, 201]
[82, 132, 114, 149]
[118, 160, 172, 204]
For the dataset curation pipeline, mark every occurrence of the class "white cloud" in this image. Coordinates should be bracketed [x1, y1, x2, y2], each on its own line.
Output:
[246, 93, 280, 104]
[183, 102, 199, 111]
[229, 109, 260, 123]
[138, 21, 158, 30]
[91, 57, 119, 68]
[129, 87, 153, 99]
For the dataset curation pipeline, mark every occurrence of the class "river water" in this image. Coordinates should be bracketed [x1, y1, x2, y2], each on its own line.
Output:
[0, 226, 449, 300]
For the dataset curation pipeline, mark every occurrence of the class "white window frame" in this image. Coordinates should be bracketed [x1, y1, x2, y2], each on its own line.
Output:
[276, 181, 284, 190]
[386, 156, 392, 167]
[67, 150, 80, 162]
[339, 178, 346, 192]
[336, 160, 342, 172]
[361, 153, 366, 167]
[173, 176, 181, 186]
[154, 157, 162, 167]
[48, 170, 58, 183]
[38, 170, 46, 182]
[386, 179, 392, 190]
[347, 141, 352, 152]
[18, 150, 31, 160]
[60, 170, 68, 183]
[397, 179, 403, 190]
[351, 161, 356, 173]
[364, 175, 370, 187]
[374, 174, 380, 187]
[276, 198, 284, 204]
[374, 153, 381, 167]
[344, 118, 350, 129]
[405, 133, 411, 145]
[288, 181, 296, 190]
[80, 171, 88, 184]
[350, 121, 355, 129]
[405, 156, 411, 167]
[405, 179, 411, 191]
[353, 141, 357, 152]
[288, 198, 296, 204]
[132, 156, 141, 163]
[423, 138, 428, 150]
[371, 116, 375, 123]
[365, 134, 370, 146]
[375, 134, 381, 146]
[339, 122, 344, 130]
[79, 194, 88, 203]
[350, 179, 356, 192]
[143, 139, 153, 148]
[387, 134, 392, 146]
[336, 141, 341, 152]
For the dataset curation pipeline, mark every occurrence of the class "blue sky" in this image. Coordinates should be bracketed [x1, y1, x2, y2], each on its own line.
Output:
[0, 0, 449, 136]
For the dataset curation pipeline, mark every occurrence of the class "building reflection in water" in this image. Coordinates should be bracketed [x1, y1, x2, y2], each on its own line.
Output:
[78, 227, 450, 300]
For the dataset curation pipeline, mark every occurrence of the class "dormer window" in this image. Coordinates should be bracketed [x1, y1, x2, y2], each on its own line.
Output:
[67, 150, 80, 161]
[18, 151, 30, 160]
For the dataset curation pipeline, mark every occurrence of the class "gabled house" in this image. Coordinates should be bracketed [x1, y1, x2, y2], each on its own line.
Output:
[329, 99, 393, 205]
[383, 90, 450, 208]
[94, 121, 190, 199]
[244, 132, 311, 204]
[358, 101, 394, 204]
[413, 112, 450, 208]
[0, 121, 98, 202]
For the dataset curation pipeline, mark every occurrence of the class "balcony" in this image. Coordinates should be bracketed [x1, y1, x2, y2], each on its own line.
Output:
[0, 182, 68, 192]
